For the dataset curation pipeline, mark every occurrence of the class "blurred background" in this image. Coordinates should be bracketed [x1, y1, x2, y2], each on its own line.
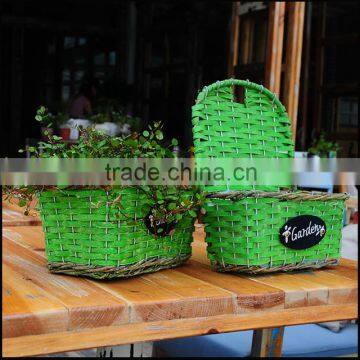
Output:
[0, 0, 358, 157]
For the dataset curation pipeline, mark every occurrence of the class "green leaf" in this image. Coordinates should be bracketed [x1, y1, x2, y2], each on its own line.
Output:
[171, 138, 178, 146]
[189, 210, 197, 218]
[142, 130, 150, 137]
[168, 202, 177, 210]
[155, 130, 164, 140]
[175, 213, 183, 221]
[19, 199, 27, 207]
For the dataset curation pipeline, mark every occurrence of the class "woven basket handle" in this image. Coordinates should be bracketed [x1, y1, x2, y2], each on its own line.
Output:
[195, 78, 287, 116]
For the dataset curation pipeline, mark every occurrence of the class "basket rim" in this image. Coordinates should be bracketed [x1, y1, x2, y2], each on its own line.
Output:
[206, 189, 349, 202]
[195, 78, 287, 116]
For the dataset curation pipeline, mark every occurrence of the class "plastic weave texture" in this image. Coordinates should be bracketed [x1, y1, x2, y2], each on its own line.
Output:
[192, 79, 347, 273]
[39, 187, 194, 279]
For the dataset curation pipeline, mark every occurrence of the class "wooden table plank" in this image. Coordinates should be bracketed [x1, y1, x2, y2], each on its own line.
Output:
[3, 304, 357, 358]
[3, 238, 129, 336]
[92, 268, 238, 323]
[2, 198, 41, 226]
[178, 260, 285, 312]
[3, 263, 68, 338]
[293, 271, 358, 305]
[3, 226, 45, 252]
[249, 264, 358, 308]
[248, 272, 329, 308]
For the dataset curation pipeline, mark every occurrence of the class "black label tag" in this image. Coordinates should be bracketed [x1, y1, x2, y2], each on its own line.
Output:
[279, 215, 326, 250]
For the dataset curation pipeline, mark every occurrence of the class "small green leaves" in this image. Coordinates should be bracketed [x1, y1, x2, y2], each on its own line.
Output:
[168, 202, 177, 210]
[19, 199, 27, 207]
[189, 210, 197, 218]
[6, 119, 204, 228]
[155, 130, 164, 140]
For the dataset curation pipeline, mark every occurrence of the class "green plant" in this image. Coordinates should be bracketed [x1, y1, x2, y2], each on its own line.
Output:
[95, 98, 124, 114]
[89, 112, 109, 124]
[308, 133, 341, 157]
[91, 98, 142, 132]
[53, 112, 68, 127]
[35, 106, 68, 130]
[35, 105, 53, 127]
[112, 112, 142, 133]
[5, 120, 203, 234]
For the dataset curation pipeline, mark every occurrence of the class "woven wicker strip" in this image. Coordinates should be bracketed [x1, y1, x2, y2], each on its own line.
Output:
[192, 79, 348, 273]
[39, 187, 194, 279]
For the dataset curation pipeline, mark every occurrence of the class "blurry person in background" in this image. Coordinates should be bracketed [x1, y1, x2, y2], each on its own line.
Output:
[69, 79, 97, 119]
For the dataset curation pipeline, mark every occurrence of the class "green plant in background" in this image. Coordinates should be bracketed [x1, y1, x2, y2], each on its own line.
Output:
[53, 112, 69, 127]
[35, 105, 69, 130]
[112, 112, 142, 133]
[91, 97, 142, 133]
[6, 120, 202, 233]
[308, 133, 341, 158]
[95, 98, 124, 114]
[35, 106, 53, 127]
[89, 112, 109, 124]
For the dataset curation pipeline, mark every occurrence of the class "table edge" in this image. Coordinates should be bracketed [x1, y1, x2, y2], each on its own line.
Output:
[3, 303, 358, 357]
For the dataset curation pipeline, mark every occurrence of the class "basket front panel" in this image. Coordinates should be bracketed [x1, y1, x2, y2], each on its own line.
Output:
[203, 198, 344, 269]
[39, 188, 194, 268]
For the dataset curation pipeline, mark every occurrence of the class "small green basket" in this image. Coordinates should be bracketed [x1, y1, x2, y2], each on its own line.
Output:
[192, 79, 348, 273]
[39, 187, 195, 279]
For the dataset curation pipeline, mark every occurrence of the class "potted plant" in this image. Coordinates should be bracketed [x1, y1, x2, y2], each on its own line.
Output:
[90, 112, 120, 136]
[112, 112, 142, 135]
[5, 120, 202, 279]
[308, 133, 341, 158]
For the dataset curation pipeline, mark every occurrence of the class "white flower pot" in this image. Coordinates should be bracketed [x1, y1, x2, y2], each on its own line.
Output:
[67, 119, 92, 140]
[94, 122, 120, 137]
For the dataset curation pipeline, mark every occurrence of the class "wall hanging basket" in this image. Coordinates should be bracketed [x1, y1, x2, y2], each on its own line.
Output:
[39, 187, 195, 279]
[192, 79, 348, 274]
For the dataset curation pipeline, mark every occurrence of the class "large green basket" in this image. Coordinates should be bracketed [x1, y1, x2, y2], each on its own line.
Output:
[192, 79, 348, 273]
[39, 187, 195, 279]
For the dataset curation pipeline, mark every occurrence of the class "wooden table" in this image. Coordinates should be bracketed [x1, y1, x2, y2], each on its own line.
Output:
[2, 199, 41, 227]
[2, 217, 358, 357]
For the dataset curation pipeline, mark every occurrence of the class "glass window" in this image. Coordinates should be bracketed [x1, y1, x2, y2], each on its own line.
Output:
[64, 36, 76, 49]
[62, 85, 71, 101]
[75, 70, 85, 82]
[109, 51, 116, 66]
[78, 37, 87, 46]
[94, 53, 106, 66]
[338, 97, 358, 128]
[62, 69, 71, 82]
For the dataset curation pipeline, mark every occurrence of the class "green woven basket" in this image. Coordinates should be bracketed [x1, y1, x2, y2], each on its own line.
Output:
[39, 187, 195, 279]
[192, 79, 348, 273]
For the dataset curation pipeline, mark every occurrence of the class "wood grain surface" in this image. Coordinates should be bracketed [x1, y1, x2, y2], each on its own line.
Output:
[2, 199, 41, 227]
[2, 216, 358, 356]
[3, 304, 357, 357]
